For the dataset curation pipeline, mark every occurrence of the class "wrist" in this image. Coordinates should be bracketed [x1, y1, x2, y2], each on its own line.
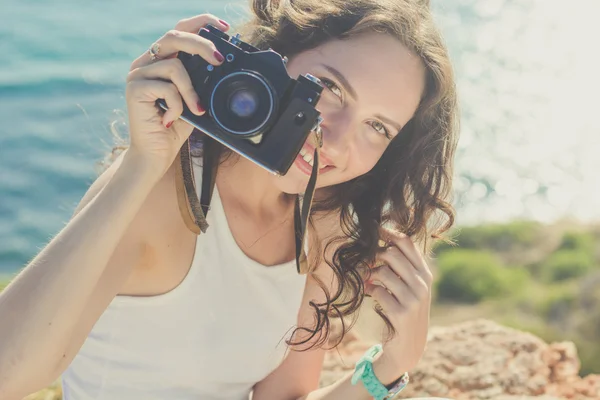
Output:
[351, 345, 410, 400]
[372, 351, 408, 387]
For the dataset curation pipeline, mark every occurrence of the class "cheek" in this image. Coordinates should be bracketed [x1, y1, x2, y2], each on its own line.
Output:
[339, 146, 384, 183]
[352, 147, 382, 173]
[345, 129, 389, 177]
[314, 144, 383, 189]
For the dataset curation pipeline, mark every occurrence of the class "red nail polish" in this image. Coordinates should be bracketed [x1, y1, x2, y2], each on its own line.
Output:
[197, 102, 205, 113]
[219, 19, 229, 28]
[165, 121, 173, 128]
[214, 50, 224, 63]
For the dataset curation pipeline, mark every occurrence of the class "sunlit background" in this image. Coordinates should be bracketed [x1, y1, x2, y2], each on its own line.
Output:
[2, 1, 600, 397]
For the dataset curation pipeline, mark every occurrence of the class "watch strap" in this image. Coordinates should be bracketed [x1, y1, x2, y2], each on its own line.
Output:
[351, 344, 409, 400]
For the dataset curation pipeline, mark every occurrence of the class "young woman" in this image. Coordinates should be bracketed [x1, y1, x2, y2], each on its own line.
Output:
[0, 0, 458, 399]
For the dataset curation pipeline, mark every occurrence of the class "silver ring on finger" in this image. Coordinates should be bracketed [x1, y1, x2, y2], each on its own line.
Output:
[148, 42, 162, 62]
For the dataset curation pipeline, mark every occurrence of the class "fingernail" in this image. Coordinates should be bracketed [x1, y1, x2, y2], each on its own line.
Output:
[165, 120, 173, 128]
[214, 50, 224, 63]
[219, 19, 229, 28]
[197, 102, 205, 113]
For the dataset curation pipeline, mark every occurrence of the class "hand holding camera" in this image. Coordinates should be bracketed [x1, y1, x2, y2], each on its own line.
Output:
[155, 23, 324, 175]
[126, 13, 324, 178]
[124, 14, 230, 176]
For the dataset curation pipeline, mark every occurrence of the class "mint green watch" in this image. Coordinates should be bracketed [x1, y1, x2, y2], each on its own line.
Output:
[350, 344, 410, 400]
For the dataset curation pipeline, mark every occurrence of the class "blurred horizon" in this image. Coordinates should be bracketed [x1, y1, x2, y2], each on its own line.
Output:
[1, 0, 599, 275]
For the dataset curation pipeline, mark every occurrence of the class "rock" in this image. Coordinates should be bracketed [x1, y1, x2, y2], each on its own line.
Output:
[320, 319, 600, 399]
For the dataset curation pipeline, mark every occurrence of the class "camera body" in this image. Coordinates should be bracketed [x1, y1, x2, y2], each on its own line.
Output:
[158, 24, 324, 176]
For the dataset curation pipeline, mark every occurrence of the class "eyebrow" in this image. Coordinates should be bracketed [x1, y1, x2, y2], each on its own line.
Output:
[320, 63, 404, 133]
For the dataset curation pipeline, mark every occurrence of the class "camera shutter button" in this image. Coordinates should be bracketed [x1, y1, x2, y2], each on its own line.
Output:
[230, 33, 242, 46]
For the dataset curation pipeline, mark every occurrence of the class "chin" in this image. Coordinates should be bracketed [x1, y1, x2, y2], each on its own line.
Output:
[273, 166, 312, 195]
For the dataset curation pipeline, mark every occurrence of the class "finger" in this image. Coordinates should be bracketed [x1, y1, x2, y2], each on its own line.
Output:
[131, 29, 225, 70]
[379, 227, 431, 279]
[365, 284, 404, 317]
[377, 247, 430, 297]
[127, 79, 183, 127]
[369, 265, 414, 305]
[174, 13, 230, 33]
[128, 58, 204, 117]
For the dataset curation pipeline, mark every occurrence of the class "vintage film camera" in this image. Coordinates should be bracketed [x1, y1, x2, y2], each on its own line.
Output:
[158, 24, 324, 175]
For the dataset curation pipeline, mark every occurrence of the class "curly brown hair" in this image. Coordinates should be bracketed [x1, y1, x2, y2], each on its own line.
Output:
[231, 0, 459, 349]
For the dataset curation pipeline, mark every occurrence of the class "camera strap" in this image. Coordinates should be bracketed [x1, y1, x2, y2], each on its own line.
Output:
[175, 132, 322, 276]
[294, 134, 322, 275]
[174, 139, 209, 235]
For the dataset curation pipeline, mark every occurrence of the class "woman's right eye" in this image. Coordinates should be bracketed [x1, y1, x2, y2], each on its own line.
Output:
[319, 77, 343, 102]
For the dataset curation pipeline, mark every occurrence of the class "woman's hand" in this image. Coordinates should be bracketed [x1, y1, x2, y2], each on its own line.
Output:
[125, 14, 230, 176]
[365, 227, 434, 383]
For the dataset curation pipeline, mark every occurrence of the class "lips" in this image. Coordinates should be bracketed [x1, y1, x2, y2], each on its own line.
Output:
[300, 143, 334, 167]
[293, 143, 336, 176]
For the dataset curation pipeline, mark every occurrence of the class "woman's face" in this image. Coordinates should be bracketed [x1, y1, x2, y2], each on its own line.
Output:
[273, 32, 426, 194]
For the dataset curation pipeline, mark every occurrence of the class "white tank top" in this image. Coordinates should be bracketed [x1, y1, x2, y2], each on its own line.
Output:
[61, 159, 308, 400]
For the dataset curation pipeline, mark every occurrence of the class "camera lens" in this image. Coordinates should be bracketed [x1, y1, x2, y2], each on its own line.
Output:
[228, 89, 259, 118]
[210, 71, 276, 137]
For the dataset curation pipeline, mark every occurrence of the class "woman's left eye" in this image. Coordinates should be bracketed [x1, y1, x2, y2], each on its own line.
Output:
[320, 76, 391, 140]
[369, 120, 391, 139]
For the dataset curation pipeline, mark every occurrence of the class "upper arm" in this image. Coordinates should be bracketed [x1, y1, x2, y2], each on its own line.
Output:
[71, 149, 181, 241]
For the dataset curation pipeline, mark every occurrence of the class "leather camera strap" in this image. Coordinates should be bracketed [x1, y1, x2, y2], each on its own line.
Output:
[294, 146, 320, 274]
[174, 139, 209, 234]
[175, 131, 322, 275]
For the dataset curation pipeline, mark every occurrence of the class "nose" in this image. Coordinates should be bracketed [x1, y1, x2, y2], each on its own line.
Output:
[319, 112, 353, 162]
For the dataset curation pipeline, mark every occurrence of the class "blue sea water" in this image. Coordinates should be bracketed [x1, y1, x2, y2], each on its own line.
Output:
[1, 0, 599, 276]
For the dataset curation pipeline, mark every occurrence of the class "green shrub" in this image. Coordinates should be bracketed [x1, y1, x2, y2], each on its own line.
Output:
[579, 273, 600, 311]
[559, 231, 595, 253]
[541, 250, 594, 282]
[574, 338, 600, 376]
[435, 221, 543, 256]
[536, 285, 577, 324]
[431, 239, 456, 256]
[576, 305, 600, 342]
[435, 249, 529, 303]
